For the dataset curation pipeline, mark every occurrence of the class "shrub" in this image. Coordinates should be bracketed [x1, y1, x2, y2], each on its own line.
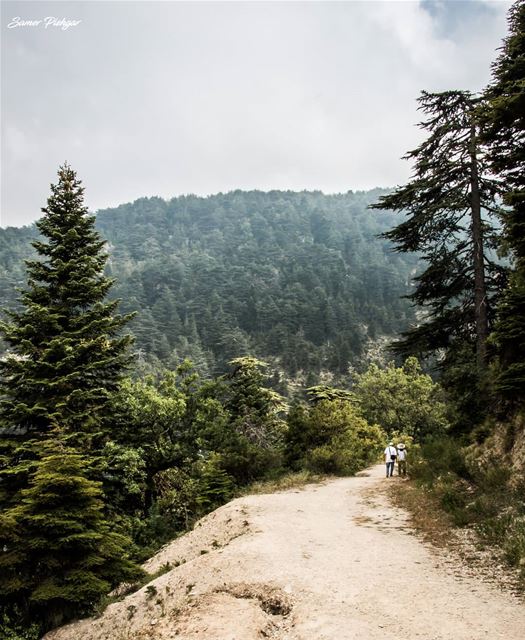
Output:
[411, 435, 525, 583]
[352, 358, 449, 442]
[411, 438, 470, 484]
[503, 516, 525, 571]
[0, 609, 40, 640]
[435, 480, 471, 526]
[307, 440, 355, 475]
[286, 399, 385, 476]
[220, 439, 284, 485]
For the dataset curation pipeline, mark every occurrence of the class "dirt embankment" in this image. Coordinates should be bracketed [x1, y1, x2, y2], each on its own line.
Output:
[46, 465, 525, 640]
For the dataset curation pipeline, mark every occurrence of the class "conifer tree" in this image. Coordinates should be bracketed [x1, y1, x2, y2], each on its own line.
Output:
[0, 165, 134, 504]
[225, 357, 286, 449]
[481, 0, 525, 403]
[0, 167, 140, 631]
[372, 91, 504, 371]
[205, 357, 287, 483]
[0, 434, 143, 634]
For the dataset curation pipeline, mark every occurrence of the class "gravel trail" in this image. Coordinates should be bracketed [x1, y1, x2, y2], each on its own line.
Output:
[46, 464, 525, 640]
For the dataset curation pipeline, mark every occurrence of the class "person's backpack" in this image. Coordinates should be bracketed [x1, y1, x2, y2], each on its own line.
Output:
[390, 447, 397, 460]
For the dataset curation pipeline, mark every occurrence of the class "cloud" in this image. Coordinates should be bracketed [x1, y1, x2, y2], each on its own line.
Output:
[0, 0, 512, 227]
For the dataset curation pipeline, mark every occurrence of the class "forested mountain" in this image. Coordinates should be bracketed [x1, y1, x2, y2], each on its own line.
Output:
[0, 189, 418, 382]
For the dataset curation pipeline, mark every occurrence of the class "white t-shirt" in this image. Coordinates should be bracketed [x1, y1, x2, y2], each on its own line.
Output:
[397, 448, 407, 461]
[384, 446, 397, 462]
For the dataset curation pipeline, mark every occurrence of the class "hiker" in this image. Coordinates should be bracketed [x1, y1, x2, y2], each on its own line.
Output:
[384, 442, 397, 478]
[397, 443, 407, 477]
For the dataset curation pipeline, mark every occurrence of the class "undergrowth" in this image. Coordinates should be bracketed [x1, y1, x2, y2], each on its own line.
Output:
[0, 611, 40, 640]
[402, 437, 525, 586]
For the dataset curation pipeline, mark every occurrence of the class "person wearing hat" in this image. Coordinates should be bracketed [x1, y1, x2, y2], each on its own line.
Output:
[397, 443, 407, 477]
[384, 442, 397, 478]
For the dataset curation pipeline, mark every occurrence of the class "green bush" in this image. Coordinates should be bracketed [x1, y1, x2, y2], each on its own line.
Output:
[287, 399, 385, 476]
[0, 609, 39, 640]
[411, 438, 470, 484]
[413, 435, 525, 582]
[473, 464, 511, 493]
[352, 358, 449, 441]
[219, 438, 284, 485]
[307, 440, 355, 475]
[128, 466, 202, 560]
[436, 480, 471, 526]
[476, 513, 513, 545]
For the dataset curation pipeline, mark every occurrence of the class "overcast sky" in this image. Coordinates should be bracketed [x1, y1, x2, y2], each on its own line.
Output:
[0, 0, 513, 227]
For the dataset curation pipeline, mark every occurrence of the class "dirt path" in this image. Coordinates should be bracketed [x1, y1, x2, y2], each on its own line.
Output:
[46, 465, 524, 640]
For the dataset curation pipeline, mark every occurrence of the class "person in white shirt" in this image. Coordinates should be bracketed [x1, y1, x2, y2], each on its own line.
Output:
[384, 442, 397, 477]
[397, 443, 407, 476]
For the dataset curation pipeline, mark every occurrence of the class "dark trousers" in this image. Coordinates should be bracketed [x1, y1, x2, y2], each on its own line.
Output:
[386, 461, 394, 477]
[398, 460, 407, 476]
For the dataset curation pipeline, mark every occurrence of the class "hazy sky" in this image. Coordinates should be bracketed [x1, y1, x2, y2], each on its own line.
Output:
[1, 0, 512, 227]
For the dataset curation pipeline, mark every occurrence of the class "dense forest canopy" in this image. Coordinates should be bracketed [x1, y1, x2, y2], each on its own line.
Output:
[0, 189, 419, 383]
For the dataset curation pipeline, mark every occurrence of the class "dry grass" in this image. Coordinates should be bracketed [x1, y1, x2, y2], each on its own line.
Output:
[388, 477, 525, 596]
[239, 470, 327, 496]
[388, 479, 456, 548]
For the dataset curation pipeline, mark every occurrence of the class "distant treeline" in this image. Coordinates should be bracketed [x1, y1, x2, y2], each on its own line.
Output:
[0, 189, 419, 382]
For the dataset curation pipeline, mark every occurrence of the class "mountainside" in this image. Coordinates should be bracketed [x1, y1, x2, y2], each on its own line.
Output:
[0, 189, 418, 383]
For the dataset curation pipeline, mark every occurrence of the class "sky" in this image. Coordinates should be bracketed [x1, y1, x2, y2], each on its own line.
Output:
[0, 0, 513, 227]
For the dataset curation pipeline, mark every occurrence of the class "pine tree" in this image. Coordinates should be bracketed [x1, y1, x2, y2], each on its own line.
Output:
[225, 357, 286, 449]
[0, 167, 140, 631]
[0, 165, 134, 505]
[481, 0, 525, 403]
[206, 357, 288, 483]
[196, 453, 235, 512]
[371, 91, 505, 371]
[0, 434, 143, 634]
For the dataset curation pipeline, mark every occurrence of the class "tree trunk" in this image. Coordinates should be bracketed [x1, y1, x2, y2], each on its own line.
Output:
[469, 125, 488, 368]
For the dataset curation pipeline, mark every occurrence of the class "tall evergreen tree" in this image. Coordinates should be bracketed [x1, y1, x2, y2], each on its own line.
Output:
[0, 167, 141, 632]
[372, 91, 504, 371]
[481, 0, 525, 403]
[0, 165, 134, 456]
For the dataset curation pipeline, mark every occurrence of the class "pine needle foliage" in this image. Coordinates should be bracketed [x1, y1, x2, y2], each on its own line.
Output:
[0, 435, 143, 634]
[225, 357, 286, 449]
[196, 454, 235, 512]
[305, 384, 353, 405]
[0, 166, 140, 633]
[371, 91, 505, 370]
[0, 164, 135, 445]
[482, 0, 525, 403]
[0, 165, 135, 510]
